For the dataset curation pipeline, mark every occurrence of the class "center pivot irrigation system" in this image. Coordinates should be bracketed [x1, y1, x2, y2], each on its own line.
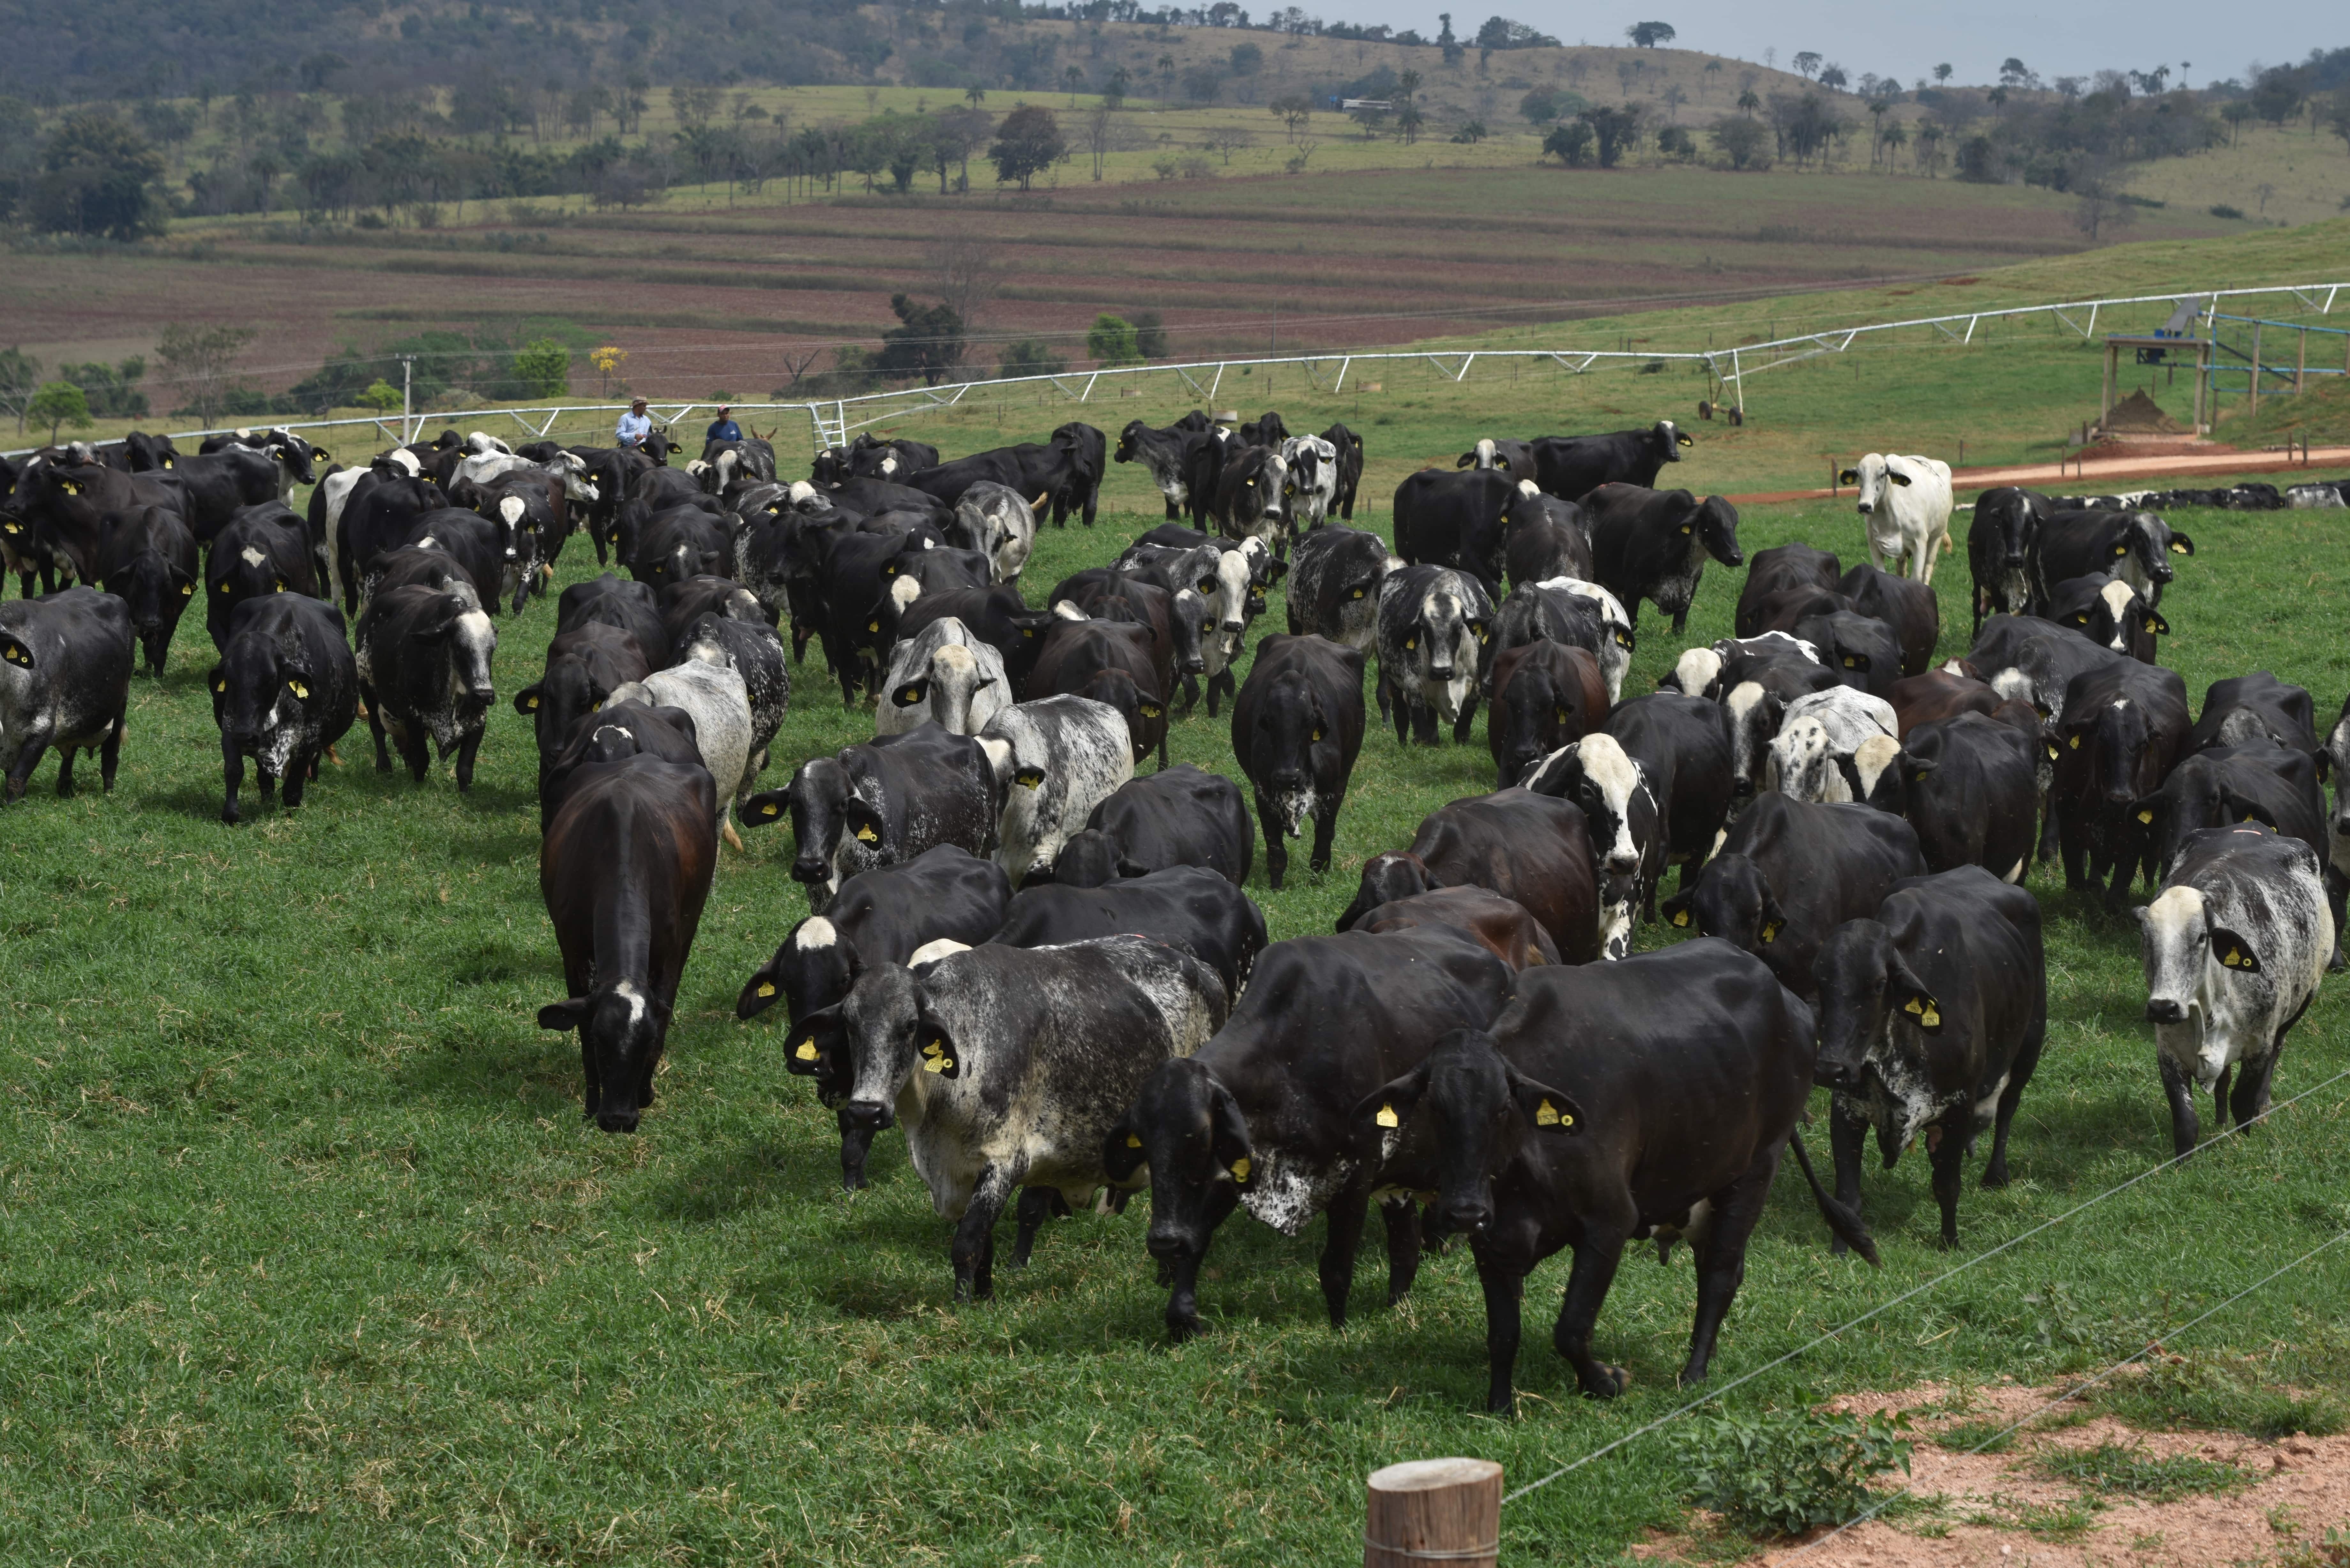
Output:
[17, 281, 2343, 463]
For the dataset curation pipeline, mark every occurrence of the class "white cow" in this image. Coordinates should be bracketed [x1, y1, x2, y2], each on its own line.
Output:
[876, 617, 1010, 737]
[2138, 826, 2332, 1155]
[978, 695, 1133, 886]
[607, 660, 754, 849]
[949, 482, 1038, 584]
[1764, 687, 1899, 803]
[1842, 452, 1954, 584]
[1279, 433, 1339, 531]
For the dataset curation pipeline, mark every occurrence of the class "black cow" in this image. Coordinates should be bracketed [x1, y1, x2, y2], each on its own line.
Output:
[1105, 925, 1519, 1338]
[1661, 793, 1926, 998]
[1356, 947, 1869, 1410]
[1285, 524, 1394, 652]
[2051, 659, 2192, 905]
[1487, 641, 1609, 789]
[557, 573, 667, 664]
[536, 698, 704, 832]
[2035, 509, 2194, 611]
[1050, 421, 1107, 527]
[896, 584, 1058, 680]
[1968, 487, 2045, 635]
[1391, 469, 1514, 594]
[515, 623, 654, 778]
[1889, 669, 2004, 737]
[338, 475, 442, 612]
[2192, 673, 2320, 763]
[1601, 692, 1737, 910]
[157, 445, 280, 540]
[1839, 564, 1939, 677]
[1961, 613, 2129, 725]
[1231, 633, 1367, 889]
[0, 587, 134, 800]
[354, 584, 498, 791]
[1814, 867, 2047, 1248]
[1336, 788, 1600, 963]
[1055, 763, 1254, 888]
[2046, 573, 2166, 663]
[1114, 418, 1214, 524]
[1501, 485, 1595, 591]
[1793, 609, 1902, 701]
[2135, 746, 2327, 889]
[1024, 619, 1169, 767]
[658, 574, 767, 654]
[1738, 584, 1849, 638]
[629, 503, 732, 593]
[207, 593, 357, 825]
[1735, 543, 1843, 635]
[13, 461, 188, 592]
[538, 754, 718, 1133]
[993, 866, 1268, 994]
[901, 440, 1076, 513]
[1457, 436, 1538, 476]
[1880, 712, 2041, 879]
[1322, 422, 1365, 521]
[97, 506, 198, 674]
[1210, 444, 1290, 555]
[204, 504, 320, 652]
[746, 722, 996, 912]
[1527, 420, 1693, 501]
[1584, 484, 1744, 633]
[389, 508, 511, 614]
[736, 844, 1012, 1046]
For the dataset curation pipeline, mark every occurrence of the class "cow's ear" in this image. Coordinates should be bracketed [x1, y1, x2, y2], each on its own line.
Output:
[891, 676, 928, 708]
[742, 789, 789, 826]
[2142, 608, 2169, 636]
[0, 633, 34, 669]
[2127, 793, 2161, 827]
[1659, 887, 1698, 931]
[1350, 1062, 1430, 1139]
[513, 683, 544, 715]
[1889, 470, 1912, 487]
[2210, 926, 2261, 973]
[1507, 1067, 1587, 1135]
[1456, 452, 1474, 468]
[1888, 956, 1944, 1031]
[1116, 855, 1150, 878]
[538, 998, 591, 1033]
[1103, 1111, 1148, 1181]
[1756, 886, 1790, 946]
[1209, 1082, 1253, 1180]
[2167, 532, 2195, 556]
[1906, 751, 1936, 781]
[2222, 791, 2279, 832]
[204, 662, 227, 698]
[785, 1005, 847, 1075]
[1837, 468, 1860, 486]
[736, 956, 786, 1020]
[1840, 651, 1869, 671]
[913, 999, 960, 1079]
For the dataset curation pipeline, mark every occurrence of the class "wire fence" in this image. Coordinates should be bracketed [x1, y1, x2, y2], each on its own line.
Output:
[11, 280, 2344, 462]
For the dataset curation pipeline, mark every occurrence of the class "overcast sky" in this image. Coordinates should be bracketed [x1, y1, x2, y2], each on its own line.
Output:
[1327, 0, 2336, 86]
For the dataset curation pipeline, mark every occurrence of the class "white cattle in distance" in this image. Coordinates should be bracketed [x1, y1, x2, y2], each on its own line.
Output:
[1842, 453, 1954, 584]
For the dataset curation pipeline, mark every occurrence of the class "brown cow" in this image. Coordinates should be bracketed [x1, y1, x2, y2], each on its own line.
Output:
[1349, 884, 1563, 970]
[1889, 669, 2003, 739]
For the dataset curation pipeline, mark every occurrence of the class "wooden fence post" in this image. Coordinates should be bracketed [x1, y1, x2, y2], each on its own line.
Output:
[1364, 1457, 1501, 1568]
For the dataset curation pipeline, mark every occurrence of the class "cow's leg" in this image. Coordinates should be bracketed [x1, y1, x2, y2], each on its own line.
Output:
[1828, 1098, 1866, 1254]
[1310, 791, 1343, 876]
[2104, 830, 2143, 910]
[1928, 1115, 1968, 1248]
[360, 682, 393, 773]
[1379, 1195, 1422, 1306]
[221, 737, 247, 825]
[454, 725, 484, 793]
[1473, 1254, 1525, 1415]
[2325, 866, 2348, 970]
[1982, 1069, 2029, 1189]
[1671, 605, 1689, 635]
[398, 718, 430, 783]
[100, 708, 125, 792]
[1413, 696, 1440, 747]
[281, 747, 312, 810]
[1208, 669, 1233, 718]
[1682, 1158, 1775, 1386]
[1177, 671, 1201, 717]
[1551, 1223, 1634, 1397]
[1318, 1176, 1372, 1328]
[2058, 809, 2089, 890]
[1452, 692, 1480, 746]
[1011, 1186, 1070, 1268]
[2159, 1054, 2201, 1156]
[2236, 1046, 2282, 1132]
[4, 721, 51, 801]
[1255, 786, 1288, 891]
[54, 742, 77, 798]
[951, 1164, 1016, 1303]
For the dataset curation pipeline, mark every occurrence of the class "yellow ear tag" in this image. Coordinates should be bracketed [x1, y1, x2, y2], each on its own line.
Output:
[2114, 544, 2128, 556]
[1842, 656, 1859, 668]
[2144, 619, 2160, 635]
[525, 694, 541, 710]
[759, 802, 779, 818]
[2137, 808, 2154, 824]
[288, 680, 308, 698]
[1376, 1104, 1399, 1128]
[180, 583, 193, 596]
[1535, 1099, 1560, 1126]
[2224, 947, 2245, 967]
[1680, 524, 1692, 535]
[1016, 769, 1044, 789]
[899, 687, 920, 704]
[1228, 1156, 1250, 1182]
[1403, 637, 1415, 650]
[1126, 1133, 1143, 1149]
[794, 1039, 818, 1061]
[1760, 920, 1780, 944]
[1670, 909, 1689, 927]
[1311, 728, 1323, 742]
[1350, 587, 1364, 598]
[2046, 742, 2060, 760]
[1141, 703, 1162, 719]
[923, 1053, 949, 1073]
[755, 981, 776, 997]
[1903, 996, 1924, 1016]
[1918, 1005, 1941, 1028]
[867, 620, 879, 632]
[854, 824, 878, 843]
[2170, 541, 2188, 554]
[218, 583, 231, 593]
[212, 679, 226, 693]
[2068, 735, 2081, 750]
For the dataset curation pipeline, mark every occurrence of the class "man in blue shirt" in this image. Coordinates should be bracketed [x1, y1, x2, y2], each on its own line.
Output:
[704, 405, 743, 445]
[615, 398, 652, 449]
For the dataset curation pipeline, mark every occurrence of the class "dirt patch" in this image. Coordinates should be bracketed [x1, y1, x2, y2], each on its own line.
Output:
[1630, 1382, 2350, 1567]
[2102, 390, 2188, 435]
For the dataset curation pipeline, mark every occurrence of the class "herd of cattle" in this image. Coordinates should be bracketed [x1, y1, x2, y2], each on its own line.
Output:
[5, 407, 2348, 1416]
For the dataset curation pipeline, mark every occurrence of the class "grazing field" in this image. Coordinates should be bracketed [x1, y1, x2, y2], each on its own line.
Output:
[4, 388, 2350, 1563]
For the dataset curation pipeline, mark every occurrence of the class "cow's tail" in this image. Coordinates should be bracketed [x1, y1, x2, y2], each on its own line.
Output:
[1789, 1128, 1879, 1267]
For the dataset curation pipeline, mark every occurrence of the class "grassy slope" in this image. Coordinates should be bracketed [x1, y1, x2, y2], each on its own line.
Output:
[4, 379, 2350, 1562]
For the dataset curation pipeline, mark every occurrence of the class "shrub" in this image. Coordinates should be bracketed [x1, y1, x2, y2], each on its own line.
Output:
[511, 338, 572, 399]
[1671, 1407, 1912, 1538]
[1542, 120, 1595, 166]
[997, 339, 1068, 378]
[1086, 314, 1143, 366]
[1709, 116, 1772, 170]
[2210, 202, 2246, 219]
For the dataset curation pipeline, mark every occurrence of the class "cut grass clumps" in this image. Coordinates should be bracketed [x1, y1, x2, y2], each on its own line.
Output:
[2097, 1348, 2350, 1441]
[1671, 1407, 1913, 1538]
[2036, 1440, 2255, 1504]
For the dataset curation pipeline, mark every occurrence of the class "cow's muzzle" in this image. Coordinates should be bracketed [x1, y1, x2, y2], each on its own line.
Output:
[2145, 999, 2187, 1025]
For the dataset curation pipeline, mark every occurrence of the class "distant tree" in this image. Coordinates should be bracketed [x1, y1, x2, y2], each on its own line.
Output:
[1131, 311, 1171, 358]
[928, 226, 1002, 337]
[875, 295, 965, 385]
[1201, 128, 1250, 163]
[2221, 98, 2255, 145]
[2328, 89, 2350, 155]
[1087, 314, 1144, 366]
[155, 323, 258, 426]
[1451, 119, 1489, 143]
[2055, 75, 2085, 101]
[0, 348, 42, 433]
[1704, 58, 1725, 94]
[1437, 12, 1463, 66]
[1475, 15, 1557, 49]
[988, 105, 1066, 189]
[28, 382, 92, 445]
[357, 379, 402, 411]
[998, 339, 1068, 379]
[2251, 65, 2306, 126]
[1519, 86, 1566, 123]
[1998, 57, 2036, 89]
[1542, 119, 1595, 165]
[1662, 83, 1688, 121]
[1932, 62, 1952, 85]
[1792, 52, 1822, 81]
[1104, 68, 1131, 109]
[1156, 54, 1176, 95]
[1270, 94, 1315, 140]
[590, 345, 628, 396]
[1656, 124, 1696, 159]
[1818, 63, 1847, 91]
[1709, 115, 1771, 169]
[32, 110, 165, 241]
[1065, 65, 1086, 105]
[965, 85, 987, 108]
[1578, 103, 1646, 166]
[1181, 64, 1225, 103]
[1230, 42, 1263, 76]
[1736, 88, 1761, 117]
[512, 339, 571, 399]
[56, 356, 148, 419]
[297, 52, 346, 92]
[1625, 21, 1676, 48]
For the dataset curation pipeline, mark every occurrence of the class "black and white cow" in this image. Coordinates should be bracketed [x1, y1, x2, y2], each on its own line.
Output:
[97, 506, 199, 675]
[1376, 564, 1493, 746]
[2190, 673, 2319, 762]
[337, 475, 442, 612]
[1765, 687, 1900, 805]
[205, 504, 321, 653]
[1115, 418, 1213, 523]
[536, 698, 705, 833]
[1501, 482, 1595, 590]
[538, 753, 718, 1133]
[206, 592, 358, 825]
[1813, 865, 2047, 1248]
[1232, 633, 1368, 889]
[993, 866, 1269, 995]
[1055, 763, 1254, 888]
[605, 656, 757, 846]
[1391, 468, 1515, 595]
[978, 696, 1134, 886]
[1662, 631, 1821, 703]
[557, 572, 668, 665]
[1281, 433, 1340, 532]
[736, 845, 1012, 1051]
[2034, 509, 2194, 611]
[799, 936, 1228, 1297]
[1211, 445, 1291, 556]
[1968, 487, 2045, 636]
[677, 613, 790, 804]
[1285, 524, 1398, 653]
[1457, 436, 1538, 477]
[657, 575, 767, 654]
[354, 583, 498, 792]
[747, 722, 997, 912]
[1583, 484, 1744, 634]
[1483, 576, 1632, 705]
[0, 587, 134, 801]
[2046, 573, 2167, 663]
[1527, 420, 1693, 501]
[1960, 613, 2129, 727]
[2050, 659, 2191, 906]
[2138, 825, 2332, 1155]
[1355, 947, 1870, 1411]
[1104, 925, 1519, 1338]
[1661, 793, 1926, 998]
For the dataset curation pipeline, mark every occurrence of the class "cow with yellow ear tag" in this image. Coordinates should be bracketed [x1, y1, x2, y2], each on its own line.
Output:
[1813, 865, 2047, 1251]
[1354, 941, 1869, 1415]
[96, 504, 200, 676]
[206, 593, 357, 826]
[0, 586, 134, 804]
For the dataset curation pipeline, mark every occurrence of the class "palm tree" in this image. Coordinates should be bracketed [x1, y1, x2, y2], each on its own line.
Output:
[1156, 54, 1176, 98]
[1737, 88, 1760, 117]
[965, 85, 986, 108]
[1065, 65, 1085, 106]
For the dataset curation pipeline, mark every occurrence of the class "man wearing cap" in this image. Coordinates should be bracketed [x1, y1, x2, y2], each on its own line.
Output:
[616, 398, 653, 449]
[704, 405, 743, 445]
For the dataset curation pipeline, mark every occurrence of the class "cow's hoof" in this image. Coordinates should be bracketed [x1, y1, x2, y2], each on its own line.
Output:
[1580, 1366, 1632, 1399]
